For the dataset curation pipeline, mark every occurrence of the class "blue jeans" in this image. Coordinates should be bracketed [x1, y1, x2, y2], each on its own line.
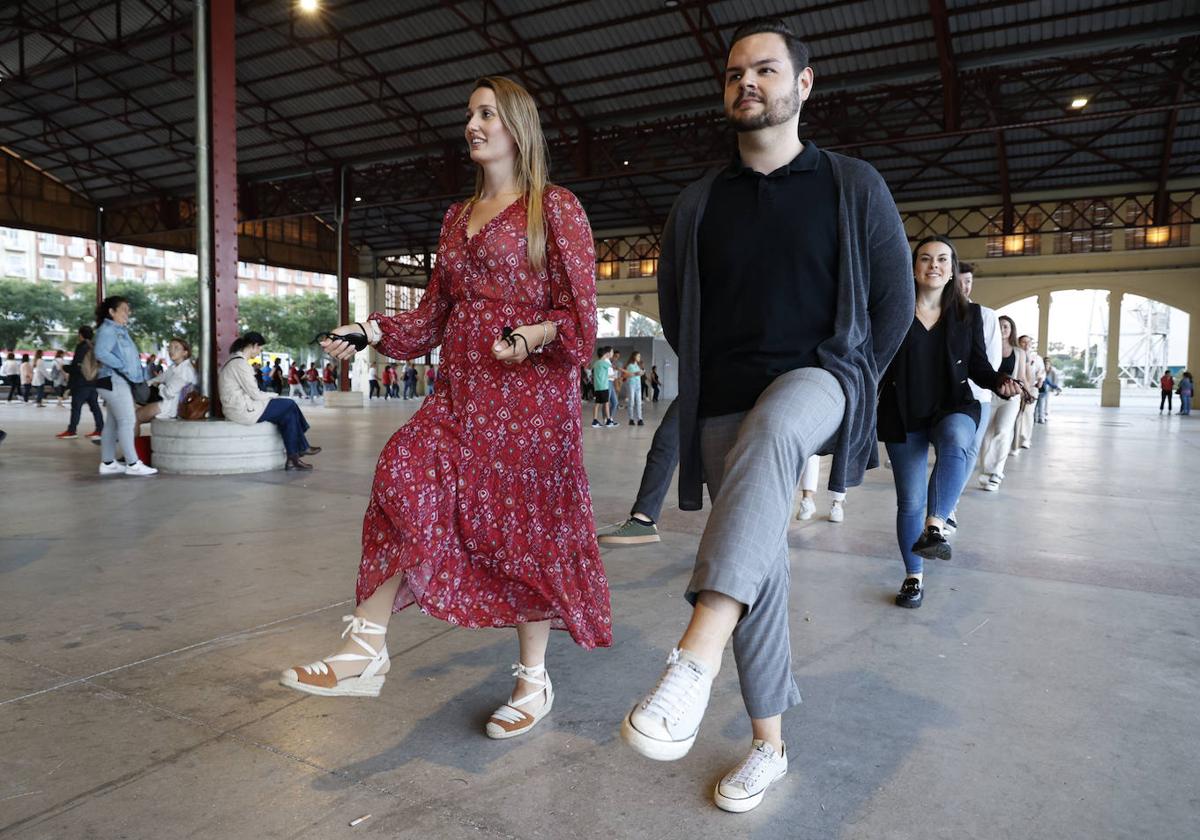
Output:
[885, 412, 978, 575]
[1182, 394, 1192, 415]
[258, 398, 311, 456]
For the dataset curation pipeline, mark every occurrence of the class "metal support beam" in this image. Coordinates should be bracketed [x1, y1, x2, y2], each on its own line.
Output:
[95, 207, 105, 306]
[929, 0, 960, 131]
[335, 164, 353, 391]
[195, 0, 239, 406]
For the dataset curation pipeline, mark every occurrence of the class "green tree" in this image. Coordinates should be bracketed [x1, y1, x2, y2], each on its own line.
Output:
[239, 291, 337, 358]
[67, 277, 202, 352]
[0, 278, 70, 350]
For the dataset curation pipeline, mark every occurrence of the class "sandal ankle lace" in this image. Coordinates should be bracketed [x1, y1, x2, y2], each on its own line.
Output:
[298, 615, 389, 678]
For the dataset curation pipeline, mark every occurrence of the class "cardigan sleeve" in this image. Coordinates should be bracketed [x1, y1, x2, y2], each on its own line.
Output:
[657, 198, 685, 353]
[966, 305, 1001, 392]
[864, 168, 915, 374]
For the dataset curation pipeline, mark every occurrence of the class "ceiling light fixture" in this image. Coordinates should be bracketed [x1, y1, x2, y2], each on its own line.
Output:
[298, 0, 319, 13]
[1070, 96, 1088, 109]
[354, 196, 362, 202]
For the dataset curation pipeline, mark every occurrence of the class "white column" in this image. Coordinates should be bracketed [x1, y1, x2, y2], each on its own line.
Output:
[1037, 290, 1051, 355]
[1101, 290, 1123, 407]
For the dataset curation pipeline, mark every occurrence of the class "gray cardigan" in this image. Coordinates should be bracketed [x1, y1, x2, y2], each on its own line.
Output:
[658, 149, 915, 509]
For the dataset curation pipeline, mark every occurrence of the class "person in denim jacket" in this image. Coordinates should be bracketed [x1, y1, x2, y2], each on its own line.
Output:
[94, 295, 156, 477]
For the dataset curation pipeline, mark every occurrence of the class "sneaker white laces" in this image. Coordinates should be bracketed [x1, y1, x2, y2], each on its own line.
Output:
[642, 649, 706, 725]
[727, 742, 776, 789]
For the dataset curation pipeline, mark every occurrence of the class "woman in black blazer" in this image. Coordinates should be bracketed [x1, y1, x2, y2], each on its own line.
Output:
[877, 236, 1022, 608]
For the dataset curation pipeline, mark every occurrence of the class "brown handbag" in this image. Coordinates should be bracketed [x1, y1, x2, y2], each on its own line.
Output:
[179, 390, 210, 420]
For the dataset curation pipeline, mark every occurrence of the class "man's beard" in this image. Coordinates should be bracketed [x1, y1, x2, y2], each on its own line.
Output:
[726, 86, 802, 132]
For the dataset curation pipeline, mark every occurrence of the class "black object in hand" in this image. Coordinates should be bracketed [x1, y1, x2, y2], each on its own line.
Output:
[501, 326, 516, 347]
[313, 331, 368, 351]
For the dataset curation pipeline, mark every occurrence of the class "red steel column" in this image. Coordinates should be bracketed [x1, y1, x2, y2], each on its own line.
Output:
[336, 165, 353, 391]
[208, 0, 239, 399]
[196, 0, 238, 405]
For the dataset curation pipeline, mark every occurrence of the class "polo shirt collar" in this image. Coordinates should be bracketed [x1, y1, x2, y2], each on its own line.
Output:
[723, 140, 820, 179]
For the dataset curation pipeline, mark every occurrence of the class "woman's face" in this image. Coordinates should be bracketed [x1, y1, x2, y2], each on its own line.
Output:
[913, 242, 954, 294]
[465, 87, 517, 169]
[1001, 319, 1013, 342]
[109, 301, 131, 325]
[245, 344, 262, 359]
[168, 341, 187, 363]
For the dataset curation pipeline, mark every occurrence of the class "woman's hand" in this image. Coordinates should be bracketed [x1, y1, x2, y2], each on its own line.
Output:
[994, 373, 1025, 400]
[319, 323, 366, 361]
[491, 322, 555, 364]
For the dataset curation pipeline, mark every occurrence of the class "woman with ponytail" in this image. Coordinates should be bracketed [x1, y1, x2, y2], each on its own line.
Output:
[282, 77, 610, 741]
[93, 296, 157, 477]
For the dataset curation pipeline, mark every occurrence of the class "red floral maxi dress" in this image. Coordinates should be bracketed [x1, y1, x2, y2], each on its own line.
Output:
[356, 187, 612, 650]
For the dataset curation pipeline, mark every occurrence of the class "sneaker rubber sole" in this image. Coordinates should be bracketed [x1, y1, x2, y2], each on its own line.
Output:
[620, 707, 697, 761]
[714, 769, 786, 813]
[597, 533, 661, 545]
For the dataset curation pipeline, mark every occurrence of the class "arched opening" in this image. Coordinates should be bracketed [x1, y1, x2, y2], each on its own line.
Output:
[996, 290, 1190, 408]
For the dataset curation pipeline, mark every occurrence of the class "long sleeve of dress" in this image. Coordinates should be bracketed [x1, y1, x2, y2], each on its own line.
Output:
[370, 207, 457, 361]
[540, 188, 597, 367]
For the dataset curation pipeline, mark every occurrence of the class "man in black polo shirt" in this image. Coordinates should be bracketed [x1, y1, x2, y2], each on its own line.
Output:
[620, 18, 914, 812]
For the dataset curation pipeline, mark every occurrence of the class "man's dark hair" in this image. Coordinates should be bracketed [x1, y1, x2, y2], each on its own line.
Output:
[728, 18, 810, 77]
[78, 325, 94, 341]
[958, 261, 975, 275]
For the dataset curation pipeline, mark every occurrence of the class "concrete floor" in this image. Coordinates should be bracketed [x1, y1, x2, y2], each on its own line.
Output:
[1, 390, 1197, 839]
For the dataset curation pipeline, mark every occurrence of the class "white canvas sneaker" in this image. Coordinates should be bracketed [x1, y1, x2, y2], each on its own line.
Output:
[714, 739, 788, 813]
[828, 500, 844, 523]
[124, 461, 158, 476]
[98, 461, 124, 475]
[795, 497, 816, 521]
[621, 648, 713, 761]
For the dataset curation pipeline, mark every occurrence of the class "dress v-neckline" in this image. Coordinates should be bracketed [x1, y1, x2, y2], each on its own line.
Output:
[465, 198, 521, 242]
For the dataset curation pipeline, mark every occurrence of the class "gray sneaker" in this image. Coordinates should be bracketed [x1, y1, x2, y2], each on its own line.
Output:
[597, 517, 660, 546]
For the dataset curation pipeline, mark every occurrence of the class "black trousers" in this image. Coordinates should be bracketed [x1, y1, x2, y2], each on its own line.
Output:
[68, 384, 104, 434]
[1161, 389, 1173, 411]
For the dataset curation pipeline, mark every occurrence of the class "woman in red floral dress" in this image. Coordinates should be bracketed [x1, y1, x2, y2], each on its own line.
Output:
[281, 77, 610, 739]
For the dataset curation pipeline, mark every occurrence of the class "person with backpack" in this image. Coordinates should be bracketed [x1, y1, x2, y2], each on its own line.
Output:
[56, 325, 104, 440]
[93, 296, 157, 476]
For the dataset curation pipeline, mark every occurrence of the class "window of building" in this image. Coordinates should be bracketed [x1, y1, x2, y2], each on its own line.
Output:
[4, 228, 29, 249]
[1052, 200, 1114, 254]
[6, 254, 25, 276]
[1125, 201, 1192, 250]
[144, 270, 159, 284]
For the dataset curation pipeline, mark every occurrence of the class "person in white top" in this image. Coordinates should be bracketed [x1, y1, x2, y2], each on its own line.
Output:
[1013, 335, 1045, 452]
[2, 352, 20, 401]
[30, 350, 48, 406]
[947, 262, 1000, 532]
[52, 351, 68, 406]
[136, 337, 199, 426]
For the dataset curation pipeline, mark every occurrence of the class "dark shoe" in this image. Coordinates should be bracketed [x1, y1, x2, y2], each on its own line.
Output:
[895, 577, 923, 608]
[637, 420, 645, 426]
[285, 456, 313, 471]
[302, 446, 322, 456]
[912, 526, 951, 561]
[629, 420, 635, 425]
[597, 517, 661, 546]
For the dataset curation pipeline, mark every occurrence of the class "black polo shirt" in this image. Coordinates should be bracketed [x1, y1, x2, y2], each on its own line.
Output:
[697, 141, 839, 417]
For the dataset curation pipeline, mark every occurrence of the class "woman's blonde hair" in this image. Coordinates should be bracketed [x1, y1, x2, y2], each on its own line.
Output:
[461, 76, 551, 271]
